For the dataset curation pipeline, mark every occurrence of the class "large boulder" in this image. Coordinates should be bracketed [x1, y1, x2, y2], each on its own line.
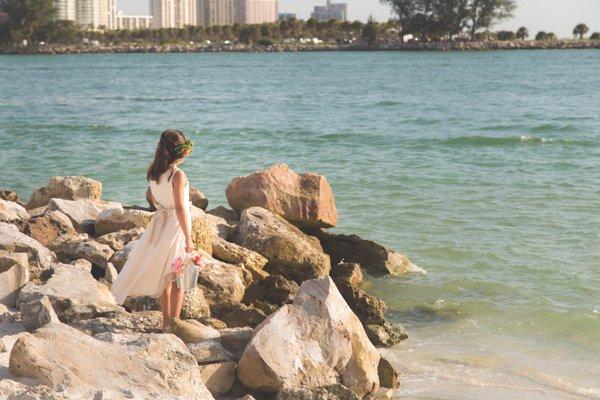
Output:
[237, 277, 380, 396]
[0, 199, 29, 223]
[170, 318, 220, 344]
[95, 207, 153, 237]
[198, 255, 246, 304]
[22, 210, 76, 246]
[364, 323, 407, 347]
[212, 238, 268, 276]
[110, 239, 137, 271]
[48, 233, 114, 270]
[0, 251, 29, 307]
[25, 176, 102, 209]
[243, 274, 298, 308]
[9, 323, 214, 399]
[211, 301, 267, 328]
[233, 207, 330, 284]
[19, 295, 60, 331]
[0, 222, 56, 280]
[187, 340, 234, 365]
[219, 327, 254, 360]
[377, 357, 400, 389]
[48, 198, 119, 235]
[311, 230, 419, 276]
[72, 310, 163, 336]
[190, 186, 209, 210]
[0, 189, 21, 204]
[180, 288, 211, 320]
[191, 207, 213, 254]
[226, 164, 337, 228]
[276, 384, 361, 400]
[96, 227, 144, 251]
[199, 361, 237, 397]
[17, 262, 122, 323]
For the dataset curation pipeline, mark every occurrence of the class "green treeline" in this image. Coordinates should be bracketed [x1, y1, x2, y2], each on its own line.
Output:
[1, 0, 599, 46]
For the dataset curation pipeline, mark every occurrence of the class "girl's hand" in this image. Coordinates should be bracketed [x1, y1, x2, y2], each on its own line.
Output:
[185, 237, 195, 253]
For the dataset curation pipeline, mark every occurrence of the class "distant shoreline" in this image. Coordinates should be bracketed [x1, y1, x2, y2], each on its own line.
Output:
[1, 39, 599, 55]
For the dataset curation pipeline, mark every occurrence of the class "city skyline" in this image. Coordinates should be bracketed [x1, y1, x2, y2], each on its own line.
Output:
[117, 0, 600, 38]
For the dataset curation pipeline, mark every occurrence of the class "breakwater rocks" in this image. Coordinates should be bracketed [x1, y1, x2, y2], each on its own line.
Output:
[2, 39, 599, 55]
[0, 164, 416, 399]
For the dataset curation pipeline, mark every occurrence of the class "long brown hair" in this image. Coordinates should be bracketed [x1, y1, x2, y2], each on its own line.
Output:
[147, 129, 190, 182]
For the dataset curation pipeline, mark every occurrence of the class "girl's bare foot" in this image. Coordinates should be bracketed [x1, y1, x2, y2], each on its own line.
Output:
[162, 320, 171, 333]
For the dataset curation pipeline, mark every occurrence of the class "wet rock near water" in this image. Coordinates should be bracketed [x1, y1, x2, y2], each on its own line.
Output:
[0, 222, 56, 281]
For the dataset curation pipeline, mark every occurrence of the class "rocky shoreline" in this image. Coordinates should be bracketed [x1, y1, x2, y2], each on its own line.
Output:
[0, 164, 418, 399]
[1, 39, 599, 55]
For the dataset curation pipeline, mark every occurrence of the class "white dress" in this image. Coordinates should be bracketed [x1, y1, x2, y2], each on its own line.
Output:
[111, 168, 190, 305]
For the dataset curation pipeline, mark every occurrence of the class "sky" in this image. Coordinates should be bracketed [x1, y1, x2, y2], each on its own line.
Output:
[118, 0, 600, 38]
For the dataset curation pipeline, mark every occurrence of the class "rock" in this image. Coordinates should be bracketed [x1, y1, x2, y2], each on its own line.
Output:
[199, 361, 237, 397]
[22, 210, 76, 246]
[311, 230, 418, 276]
[70, 258, 92, 271]
[0, 251, 29, 307]
[0, 199, 29, 222]
[207, 206, 240, 224]
[0, 189, 21, 204]
[25, 176, 103, 210]
[276, 384, 361, 400]
[122, 295, 159, 312]
[190, 186, 209, 210]
[187, 340, 234, 364]
[95, 207, 152, 237]
[0, 222, 56, 280]
[180, 288, 211, 320]
[0, 340, 5, 352]
[96, 227, 144, 251]
[213, 302, 267, 328]
[377, 357, 400, 389]
[219, 327, 254, 360]
[238, 277, 380, 396]
[212, 237, 268, 273]
[365, 323, 408, 347]
[9, 323, 214, 399]
[226, 164, 337, 228]
[243, 274, 298, 308]
[17, 262, 122, 323]
[331, 262, 363, 288]
[198, 316, 227, 330]
[198, 256, 246, 304]
[337, 284, 386, 326]
[48, 198, 118, 235]
[170, 318, 220, 343]
[103, 262, 118, 284]
[191, 207, 213, 254]
[110, 239, 137, 271]
[28, 205, 48, 218]
[19, 295, 60, 331]
[72, 310, 162, 336]
[233, 207, 331, 284]
[207, 213, 234, 240]
[48, 233, 114, 270]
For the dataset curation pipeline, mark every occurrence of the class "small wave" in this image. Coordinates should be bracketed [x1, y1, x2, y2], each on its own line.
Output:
[426, 135, 594, 147]
[375, 100, 401, 107]
[531, 123, 577, 133]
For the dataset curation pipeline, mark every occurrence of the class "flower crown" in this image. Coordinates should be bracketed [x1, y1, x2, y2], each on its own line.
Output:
[174, 139, 194, 157]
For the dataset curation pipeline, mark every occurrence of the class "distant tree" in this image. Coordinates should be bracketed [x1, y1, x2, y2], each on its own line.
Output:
[39, 19, 77, 43]
[434, 0, 469, 39]
[239, 25, 260, 44]
[546, 32, 557, 41]
[573, 23, 589, 39]
[496, 30, 515, 40]
[350, 20, 364, 33]
[362, 16, 379, 47]
[0, 0, 57, 44]
[590, 32, 600, 41]
[535, 31, 547, 41]
[516, 26, 528, 40]
[467, 0, 516, 40]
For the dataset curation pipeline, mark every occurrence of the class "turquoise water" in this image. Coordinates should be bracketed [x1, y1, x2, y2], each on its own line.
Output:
[1, 51, 599, 398]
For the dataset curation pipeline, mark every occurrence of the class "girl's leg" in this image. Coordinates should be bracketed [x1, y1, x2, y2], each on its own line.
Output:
[160, 283, 172, 332]
[169, 282, 184, 320]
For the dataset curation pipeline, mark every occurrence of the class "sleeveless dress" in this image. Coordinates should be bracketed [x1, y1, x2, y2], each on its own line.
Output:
[111, 168, 190, 305]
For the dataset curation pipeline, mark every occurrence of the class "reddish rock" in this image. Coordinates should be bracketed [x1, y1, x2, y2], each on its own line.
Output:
[226, 164, 337, 228]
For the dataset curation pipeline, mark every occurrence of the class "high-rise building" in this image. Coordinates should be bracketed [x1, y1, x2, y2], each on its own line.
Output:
[236, 0, 277, 25]
[54, 0, 76, 21]
[75, 0, 102, 28]
[150, 0, 175, 28]
[311, 0, 347, 22]
[198, 0, 235, 27]
[116, 11, 154, 29]
[100, 0, 118, 29]
[174, 0, 197, 27]
[278, 12, 296, 21]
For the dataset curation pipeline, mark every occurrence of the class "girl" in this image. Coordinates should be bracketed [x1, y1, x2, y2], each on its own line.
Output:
[111, 129, 196, 332]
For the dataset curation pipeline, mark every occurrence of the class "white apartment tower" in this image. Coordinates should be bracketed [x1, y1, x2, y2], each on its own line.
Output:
[236, 0, 277, 25]
[198, 0, 235, 27]
[54, 0, 76, 21]
[175, 0, 197, 27]
[150, 0, 175, 28]
[75, 0, 102, 28]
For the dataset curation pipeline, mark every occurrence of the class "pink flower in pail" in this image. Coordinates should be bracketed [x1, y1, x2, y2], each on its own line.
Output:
[171, 256, 185, 275]
[193, 255, 203, 266]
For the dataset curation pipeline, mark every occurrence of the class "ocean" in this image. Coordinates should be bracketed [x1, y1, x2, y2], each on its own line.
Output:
[1, 50, 599, 399]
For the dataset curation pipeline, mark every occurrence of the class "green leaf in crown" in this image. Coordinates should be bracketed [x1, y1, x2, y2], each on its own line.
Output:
[176, 139, 194, 156]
